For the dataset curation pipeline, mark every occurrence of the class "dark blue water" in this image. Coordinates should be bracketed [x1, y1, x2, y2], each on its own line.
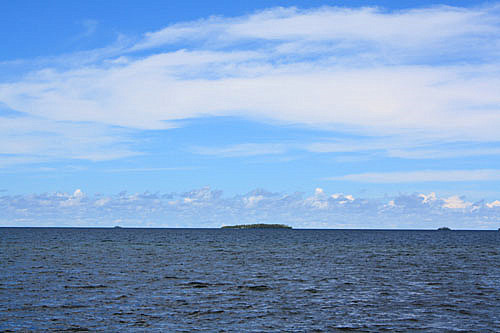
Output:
[1, 228, 499, 332]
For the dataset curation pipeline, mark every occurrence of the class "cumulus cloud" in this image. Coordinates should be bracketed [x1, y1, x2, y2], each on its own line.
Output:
[1, 187, 499, 229]
[442, 195, 472, 209]
[0, 5, 500, 164]
[486, 200, 500, 208]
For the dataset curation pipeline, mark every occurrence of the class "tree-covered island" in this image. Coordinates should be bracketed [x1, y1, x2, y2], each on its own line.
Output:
[221, 223, 292, 229]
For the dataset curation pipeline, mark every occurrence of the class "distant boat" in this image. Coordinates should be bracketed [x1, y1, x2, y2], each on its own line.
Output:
[437, 227, 451, 231]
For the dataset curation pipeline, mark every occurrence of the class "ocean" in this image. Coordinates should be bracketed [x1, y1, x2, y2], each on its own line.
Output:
[1, 228, 499, 332]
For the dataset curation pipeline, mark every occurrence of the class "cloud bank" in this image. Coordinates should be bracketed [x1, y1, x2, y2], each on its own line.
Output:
[1, 4, 500, 164]
[1, 188, 499, 229]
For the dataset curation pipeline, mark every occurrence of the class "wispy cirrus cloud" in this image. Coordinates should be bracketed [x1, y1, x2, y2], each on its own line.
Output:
[80, 19, 98, 38]
[327, 169, 500, 183]
[192, 143, 287, 157]
[0, 115, 140, 164]
[192, 138, 500, 159]
[104, 167, 197, 173]
[0, 4, 499, 165]
[133, 5, 499, 55]
[305, 139, 500, 159]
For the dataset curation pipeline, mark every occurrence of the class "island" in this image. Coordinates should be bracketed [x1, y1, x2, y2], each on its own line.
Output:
[437, 226, 451, 231]
[221, 223, 292, 229]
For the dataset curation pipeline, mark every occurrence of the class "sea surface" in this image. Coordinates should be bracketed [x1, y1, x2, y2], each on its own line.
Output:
[1, 228, 499, 332]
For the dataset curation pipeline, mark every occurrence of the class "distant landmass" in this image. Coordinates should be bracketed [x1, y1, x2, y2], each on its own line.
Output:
[437, 226, 451, 231]
[221, 223, 292, 229]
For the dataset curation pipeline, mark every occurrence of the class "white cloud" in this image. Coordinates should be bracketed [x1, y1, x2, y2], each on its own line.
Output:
[134, 6, 499, 52]
[442, 195, 472, 209]
[0, 5, 500, 164]
[0, 115, 140, 165]
[306, 187, 329, 209]
[343, 195, 354, 202]
[194, 138, 500, 161]
[419, 192, 437, 203]
[306, 138, 500, 160]
[1, 187, 498, 229]
[3, 64, 499, 139]
[104, 167, 195, 172]
[243, 195, 264, 208]
[192, 143, 286, 157]
[486, 200, 500, 208]
[328, 169, 500, 183]
[95, 197, 111, 207]
[73, 189, 84, 198]
[386, 147, 500, 159]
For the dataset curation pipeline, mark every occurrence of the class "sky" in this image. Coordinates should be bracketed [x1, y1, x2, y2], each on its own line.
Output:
[1, 0, 500, 228]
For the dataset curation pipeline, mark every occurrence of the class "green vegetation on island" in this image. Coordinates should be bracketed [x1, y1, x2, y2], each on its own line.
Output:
[221, 223, 292, 229]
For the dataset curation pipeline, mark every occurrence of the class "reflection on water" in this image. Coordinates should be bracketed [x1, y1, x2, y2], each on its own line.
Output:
[1, 228, 499, 331]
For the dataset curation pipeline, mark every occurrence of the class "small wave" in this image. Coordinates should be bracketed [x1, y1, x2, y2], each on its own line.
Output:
[61, 304, 88, 309]
[182, 281, 210, 288]
[304, 288, 319, 293]
[238, 285, 271, 291]
[188, 309, 224, 317]
[64, 284, 107, 289]
[60, 326, 90, 332]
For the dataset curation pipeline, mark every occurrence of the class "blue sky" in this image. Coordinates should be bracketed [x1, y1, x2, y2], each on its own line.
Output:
[1, 0, 500, 228]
